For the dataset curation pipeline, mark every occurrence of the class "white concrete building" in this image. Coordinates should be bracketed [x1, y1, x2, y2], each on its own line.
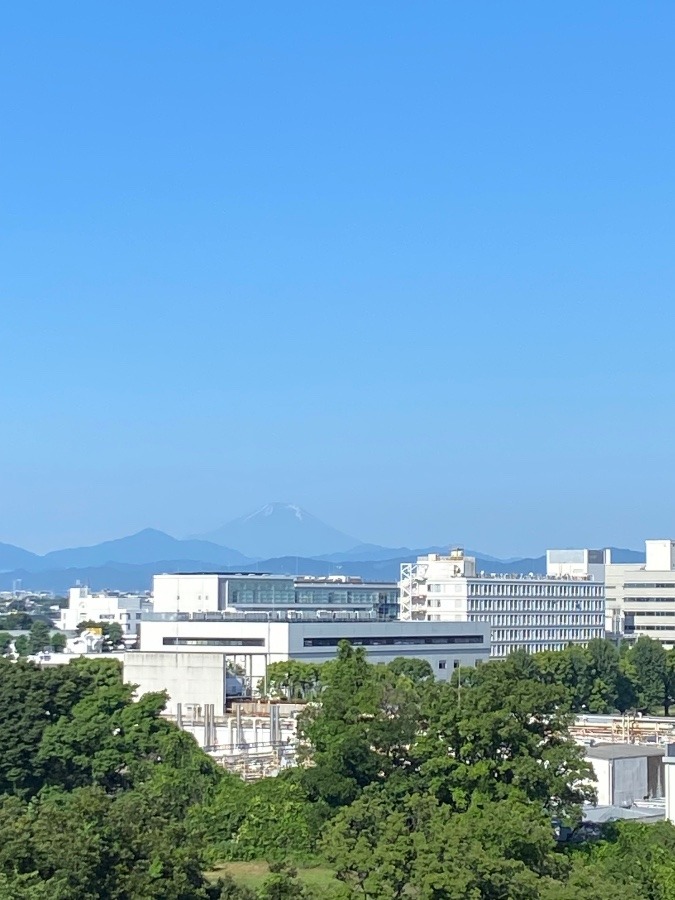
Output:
[136, 613, 490, 704]
[152, 572, 399, 619]
[400, 548, 605, 657]
[604, 540, 675, 647]
[59, 585, 152, 639]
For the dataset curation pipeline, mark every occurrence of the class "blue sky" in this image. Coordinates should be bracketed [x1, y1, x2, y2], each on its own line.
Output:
[2, 2, 675, 555]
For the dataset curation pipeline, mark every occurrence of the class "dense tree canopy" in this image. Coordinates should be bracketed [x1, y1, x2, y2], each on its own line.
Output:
[1, 638, 675, 898]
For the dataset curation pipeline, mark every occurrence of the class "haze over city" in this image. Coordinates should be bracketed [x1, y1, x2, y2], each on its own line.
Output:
[3, 3, 675, 556]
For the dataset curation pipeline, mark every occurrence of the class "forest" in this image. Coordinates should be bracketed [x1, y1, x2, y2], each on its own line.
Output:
[1, 637, 675, 899]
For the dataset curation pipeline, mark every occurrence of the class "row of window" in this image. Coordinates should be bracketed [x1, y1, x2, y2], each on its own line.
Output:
[623, 583, 675, 589]
[162, 637, 265, 647]
[622, 597, 675, 604]
[625, 610, 675, 617]
[302, 634, 485, 648]
[624, 625, 675, 633]
[491, 628, 599, 641]
[492, 642, 572, 656]
[467, 600, 603, 613]
[467, 583, 601, 598]
[470, 613, 603, 627]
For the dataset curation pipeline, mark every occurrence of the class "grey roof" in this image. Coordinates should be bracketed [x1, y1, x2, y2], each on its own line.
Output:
[585, 742, 665, 760]
[583, 804, 665, 823]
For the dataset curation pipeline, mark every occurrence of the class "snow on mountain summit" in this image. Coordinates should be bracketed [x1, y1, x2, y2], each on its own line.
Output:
[196, 503, 360, 559]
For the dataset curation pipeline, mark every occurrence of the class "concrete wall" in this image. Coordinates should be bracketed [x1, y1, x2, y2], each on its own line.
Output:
[153, 574, 222, 614]
[591, 758, 611, 806]
[123, 651, 227, 715]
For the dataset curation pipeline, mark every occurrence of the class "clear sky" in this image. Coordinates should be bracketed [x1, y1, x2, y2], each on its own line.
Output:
[2, 2, 675, 556]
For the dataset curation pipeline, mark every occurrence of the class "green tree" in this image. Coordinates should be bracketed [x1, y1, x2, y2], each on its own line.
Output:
[0, 613, 32, 630]
[413, 656, 594, 816]
[535, 645, 594, 712]
[257, 861, 316, 900]
[107, 621, 124, 646]
[27, 621, 51, 655]
[298, 642, 420, 808]
[629, 637, 669, 712]
[0, 633, 12, 657]
[265, 661, 322, 700]
[0, 786, 221, 900]
[585, 638, 636, 713]
[13, 635, 29, 657]
[322, 792, 422, 899]
[411, 799, 565, 900]
[387, 657, 434, 684]
[38, 683, 172, 792]
[49, 632, 66, 654]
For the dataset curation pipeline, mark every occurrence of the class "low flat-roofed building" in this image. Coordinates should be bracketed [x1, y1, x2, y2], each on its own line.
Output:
[136, 614, 490, 702]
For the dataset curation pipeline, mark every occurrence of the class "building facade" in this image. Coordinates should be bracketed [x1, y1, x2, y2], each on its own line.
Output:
[59, 586, 152, 639]
[153, 572, 399, 619]
[400, 548, 605, 657]
[604, 540, 675, 647]
[137, 613, 490, 701]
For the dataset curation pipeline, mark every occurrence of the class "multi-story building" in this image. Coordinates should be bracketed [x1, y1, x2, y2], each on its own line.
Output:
[59, 585, 152, 639]
[399, 548, 605, 657]
[134, 613, 490, 706]
[604, 540, 675, 647]
[152, 572, 399, 619]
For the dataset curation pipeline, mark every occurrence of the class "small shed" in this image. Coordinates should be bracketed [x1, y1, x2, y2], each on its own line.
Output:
[585, 743, 664, 807]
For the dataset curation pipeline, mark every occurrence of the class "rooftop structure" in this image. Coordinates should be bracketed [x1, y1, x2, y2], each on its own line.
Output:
[152, 572, 398, 619]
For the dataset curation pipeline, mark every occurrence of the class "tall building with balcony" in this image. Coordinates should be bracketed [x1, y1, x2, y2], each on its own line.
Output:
[399, 548, 605, 657]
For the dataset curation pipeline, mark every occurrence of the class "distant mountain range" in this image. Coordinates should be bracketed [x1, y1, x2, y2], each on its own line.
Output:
[0, 502, 646, 592]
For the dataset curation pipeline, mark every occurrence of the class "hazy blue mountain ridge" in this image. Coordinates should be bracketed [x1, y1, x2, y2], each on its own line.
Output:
[0, 542, 41, 573]
[0, 498, 647, 592]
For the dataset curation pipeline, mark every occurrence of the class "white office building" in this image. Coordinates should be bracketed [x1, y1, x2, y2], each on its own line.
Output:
[59, 585, 152, 639]
[152, 572, 399, 619]
[134, 613, 490, 709]
[604, 540, 675, 647]
[400, 549, 605, 657]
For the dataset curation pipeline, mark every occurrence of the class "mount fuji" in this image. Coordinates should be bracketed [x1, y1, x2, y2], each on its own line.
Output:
[193, 502, 365, 559]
